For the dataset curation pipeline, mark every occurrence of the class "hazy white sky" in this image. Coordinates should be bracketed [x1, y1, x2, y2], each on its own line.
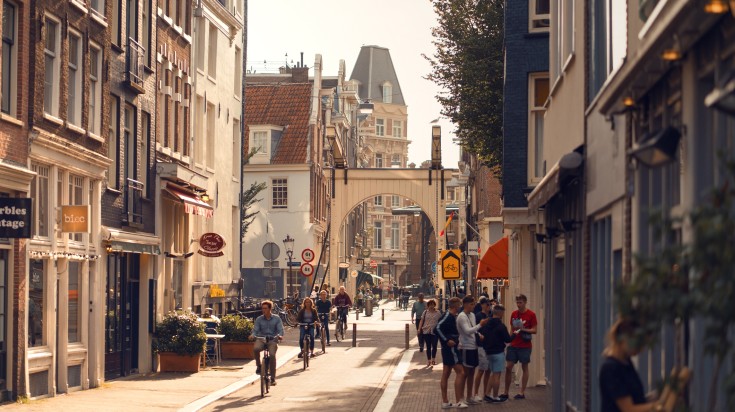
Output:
[247, 0, 460, 168]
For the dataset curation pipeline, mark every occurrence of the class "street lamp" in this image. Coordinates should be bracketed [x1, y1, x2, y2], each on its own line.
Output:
[283, 235, 295, 297]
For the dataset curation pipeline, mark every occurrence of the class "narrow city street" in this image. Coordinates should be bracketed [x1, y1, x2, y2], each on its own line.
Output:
[1, 300, 548, 411]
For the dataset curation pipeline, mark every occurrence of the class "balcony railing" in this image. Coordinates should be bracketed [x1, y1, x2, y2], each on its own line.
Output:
[123, 178, 144, 228]
[125, 38, 146, 94]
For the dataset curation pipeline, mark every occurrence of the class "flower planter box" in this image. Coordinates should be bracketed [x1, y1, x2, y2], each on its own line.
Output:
[158, 352, 201, 373]
[220, 341, 255, 359]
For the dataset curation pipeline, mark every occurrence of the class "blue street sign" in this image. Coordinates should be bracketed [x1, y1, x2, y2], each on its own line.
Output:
[287, 261, 302, 267]
[431, 261, 437, 273]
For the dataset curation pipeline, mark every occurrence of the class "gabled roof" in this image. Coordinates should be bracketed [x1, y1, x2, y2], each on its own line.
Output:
[349, 45, 405, 105]
[244, 83, 313, 164]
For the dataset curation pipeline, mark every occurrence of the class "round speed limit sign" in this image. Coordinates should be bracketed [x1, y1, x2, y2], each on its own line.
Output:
[300, 263, 314, 277]
[302, 248, 315, 263]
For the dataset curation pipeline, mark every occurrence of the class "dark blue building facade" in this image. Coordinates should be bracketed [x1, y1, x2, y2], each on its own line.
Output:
[502, 1, 549, 207]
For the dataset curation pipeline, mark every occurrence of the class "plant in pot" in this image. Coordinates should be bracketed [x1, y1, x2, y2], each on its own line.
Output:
[153, 310, 207, 372]
[218, 314, 256, 359]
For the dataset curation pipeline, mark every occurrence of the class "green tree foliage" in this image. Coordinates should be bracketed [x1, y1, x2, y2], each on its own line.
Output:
[617, 161, 735, 410]
[424, 0, 504, 175]
[241, 148, 267, 239]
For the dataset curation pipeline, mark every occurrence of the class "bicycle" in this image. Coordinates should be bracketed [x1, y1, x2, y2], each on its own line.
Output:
[316, 314, 327, 353]
[298, 322, 314, 370]
[334, 305, 349, 342]
[255, 336, 276, 398]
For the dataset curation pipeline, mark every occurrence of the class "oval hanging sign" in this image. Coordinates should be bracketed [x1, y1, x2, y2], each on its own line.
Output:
[198, 232, 226, 257]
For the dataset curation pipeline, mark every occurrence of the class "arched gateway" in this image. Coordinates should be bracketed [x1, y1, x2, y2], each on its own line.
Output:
[324, 167, 453, 293]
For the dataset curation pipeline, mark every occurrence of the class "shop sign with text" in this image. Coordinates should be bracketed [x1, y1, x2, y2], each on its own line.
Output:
[61, 205, 89, 233]
[198, 232, 226, 257]
[0, 198, 32, 238]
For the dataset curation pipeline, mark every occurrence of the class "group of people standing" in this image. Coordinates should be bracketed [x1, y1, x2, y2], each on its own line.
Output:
[412, 293, 537, 409]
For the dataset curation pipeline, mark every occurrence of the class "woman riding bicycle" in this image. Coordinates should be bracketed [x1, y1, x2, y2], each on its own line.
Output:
[332, 286, 353, 325]
[297, 297, 318, 358]
[315, 290, 332, 346]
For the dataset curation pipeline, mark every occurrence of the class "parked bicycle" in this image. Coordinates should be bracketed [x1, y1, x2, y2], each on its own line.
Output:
[272, 300, 297, 327]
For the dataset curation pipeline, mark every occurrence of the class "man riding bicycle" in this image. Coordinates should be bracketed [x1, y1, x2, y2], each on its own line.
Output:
[332, 286, 353, 325]
[251, 300, 284, 386]
[315, 290, 332, 346]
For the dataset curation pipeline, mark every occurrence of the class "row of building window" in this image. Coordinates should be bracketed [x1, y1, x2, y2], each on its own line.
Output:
[373, 195, 401, 208]
[374, 118, 402, 137]
[372, 221, 401, 250]
[374, 153, 402, 168]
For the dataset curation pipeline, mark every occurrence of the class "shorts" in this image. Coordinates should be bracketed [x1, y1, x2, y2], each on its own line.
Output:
[441, 346, 460, 366]
[460, 349, 479, 368]
[488, 352, 505, 372]
[506, 346, 532, 364]
[477, 349, 490, 371]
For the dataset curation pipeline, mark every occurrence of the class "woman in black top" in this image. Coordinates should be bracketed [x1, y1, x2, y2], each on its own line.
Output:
[296, 298, 318, 358]
[599, 318, 658, 412]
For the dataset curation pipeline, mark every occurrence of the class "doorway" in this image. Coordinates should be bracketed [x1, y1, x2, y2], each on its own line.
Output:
[104, 254, 140, 380]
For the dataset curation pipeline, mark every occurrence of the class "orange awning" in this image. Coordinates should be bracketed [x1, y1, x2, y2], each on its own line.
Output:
[476, 237, 508, 279]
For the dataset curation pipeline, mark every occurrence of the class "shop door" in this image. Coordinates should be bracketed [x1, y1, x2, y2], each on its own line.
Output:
[105, 254, 140, 379]
[0, 250, 7, 397]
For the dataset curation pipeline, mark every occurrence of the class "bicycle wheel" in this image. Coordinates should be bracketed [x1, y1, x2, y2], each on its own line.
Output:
[335, 320, 342, 342]
[302, 338, 308, 370]
[260, 361, 267, 397]
[320, 328, 326, 353]
[286, 310, 298, 327]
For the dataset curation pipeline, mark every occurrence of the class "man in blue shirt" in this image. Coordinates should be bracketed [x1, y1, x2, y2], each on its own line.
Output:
[251, 300, 284, 385]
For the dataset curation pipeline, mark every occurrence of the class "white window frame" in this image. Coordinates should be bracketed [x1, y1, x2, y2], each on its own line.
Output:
[90, 0, 105, 19]
[67, 29, 82, 127]
[382, 82, 392, 104]
[375, 153, 383, 168]
[1, 0, 18, 117]
[195, 18, 205, 71]
[206, 101, 215, 167]
[528, 72, 549, 184]
[529, 0, 550, 33]
[208, 23, 217, 79]
[374, 195, 382, 206]
[88, 43, 102, 137]
[550, 0, 574, 85]
[391, 154, 401, 167]
[375, 118, 385, 136]
[392, 195, 400, 207]
[234, 46, 242, 95]
[392, 120, 402, 138]
[374, 221, 383, 249]
[271, 178, 287, 209]
[391, 222, 400, 250]
[30, 163, 50, 238]
[44, 15, 61, 118]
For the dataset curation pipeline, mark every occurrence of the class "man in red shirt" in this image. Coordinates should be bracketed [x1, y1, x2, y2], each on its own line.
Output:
[500, 294, 537, 400]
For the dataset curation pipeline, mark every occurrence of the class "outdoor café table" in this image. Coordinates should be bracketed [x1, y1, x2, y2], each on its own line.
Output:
[205, 334, 225, 365]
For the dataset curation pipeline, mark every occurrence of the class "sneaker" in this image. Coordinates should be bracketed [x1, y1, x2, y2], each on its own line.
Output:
[454, 401, 469, 409]
[441, 402, 452, 409]
[499, 394, 509, 400]
[514, 394, 526, 399]
[483, 395, 494, 403]
[310, 352, 315, 358]
[493, 397, 507, 403]
[270, 380, 276, 386]
[255, 366, 261, 375]
[469, 395, 483, 404]
[298, 353, 303, 358]
[327, 342, 331, 346]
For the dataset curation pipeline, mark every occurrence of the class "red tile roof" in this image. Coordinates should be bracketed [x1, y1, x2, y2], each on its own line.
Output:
[244, 83, 313, 164]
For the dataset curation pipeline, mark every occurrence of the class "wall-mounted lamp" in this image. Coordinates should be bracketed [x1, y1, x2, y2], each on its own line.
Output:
[629, 126, 682, 167]
[661, 35, 682, 61]
[534, 233, 547, 244]
[623, 96, 636, 108]
[546, 227, 561, 239]
[704, 0, 729, 13]
[704, 71, 735, 116]
[200, 193, 210, 202]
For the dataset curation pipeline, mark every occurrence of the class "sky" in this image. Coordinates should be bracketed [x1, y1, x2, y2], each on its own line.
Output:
[246, 0, 460, 168]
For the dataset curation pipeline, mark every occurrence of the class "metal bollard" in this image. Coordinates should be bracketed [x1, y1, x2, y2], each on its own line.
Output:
[356, 309, 359, 320]
[405, 323, 409, 349]
[382, 309, 385, 320]
[352, 323, 357, 347]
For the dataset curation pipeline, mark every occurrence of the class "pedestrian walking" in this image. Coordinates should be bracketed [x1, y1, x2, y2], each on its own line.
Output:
[457, 296, 490, 405]
[480, 304, 514, 402]
[599, 318, 662, 412]
[411, 293, 427, 352]
[501, 294, 537, 400]
[436, 297, 467, 409]
[472, 297, 493, 401]
[418, 299, 441, 366]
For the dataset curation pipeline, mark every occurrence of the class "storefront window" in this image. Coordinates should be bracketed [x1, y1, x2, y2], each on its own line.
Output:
[68, 261, 80, 342]
[29, 259, 44, 347]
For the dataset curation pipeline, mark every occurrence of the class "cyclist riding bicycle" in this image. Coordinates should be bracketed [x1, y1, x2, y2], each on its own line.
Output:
[251, 300, 284, 386]
[315, 290, 332, 346]
[297, 297, 318, 358]
[333, 285, 353, 325]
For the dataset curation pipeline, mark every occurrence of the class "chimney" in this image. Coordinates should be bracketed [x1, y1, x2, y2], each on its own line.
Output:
[292, 66, 309, 82]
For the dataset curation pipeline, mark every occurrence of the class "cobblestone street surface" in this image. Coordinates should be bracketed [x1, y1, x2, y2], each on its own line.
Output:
[1, 299, 548, 411]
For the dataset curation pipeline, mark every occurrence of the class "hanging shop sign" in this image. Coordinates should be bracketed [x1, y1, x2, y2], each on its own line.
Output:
[198, 232, 226, 257]
[61, 205, 89, 233]
[209, 284, 226, 298]
[0, 198, 32, 238]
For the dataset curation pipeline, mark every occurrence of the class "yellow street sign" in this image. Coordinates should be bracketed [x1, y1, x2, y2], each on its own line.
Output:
[441, 249, 461, 280]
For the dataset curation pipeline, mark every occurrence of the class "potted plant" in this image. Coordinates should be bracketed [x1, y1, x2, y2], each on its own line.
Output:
[218, 314, 255, 359]
[153, 310, 207, 372]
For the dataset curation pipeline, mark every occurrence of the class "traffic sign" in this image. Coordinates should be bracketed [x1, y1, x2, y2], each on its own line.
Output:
[441, 249, 461, 280]
[431, 261, 437, 273]
[287, 261, 302, 267]
[302, 248, 315, 262]
[262, 242, 280, 260]
[370, 259, 377, 268]
[300, 263, 314, 277]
